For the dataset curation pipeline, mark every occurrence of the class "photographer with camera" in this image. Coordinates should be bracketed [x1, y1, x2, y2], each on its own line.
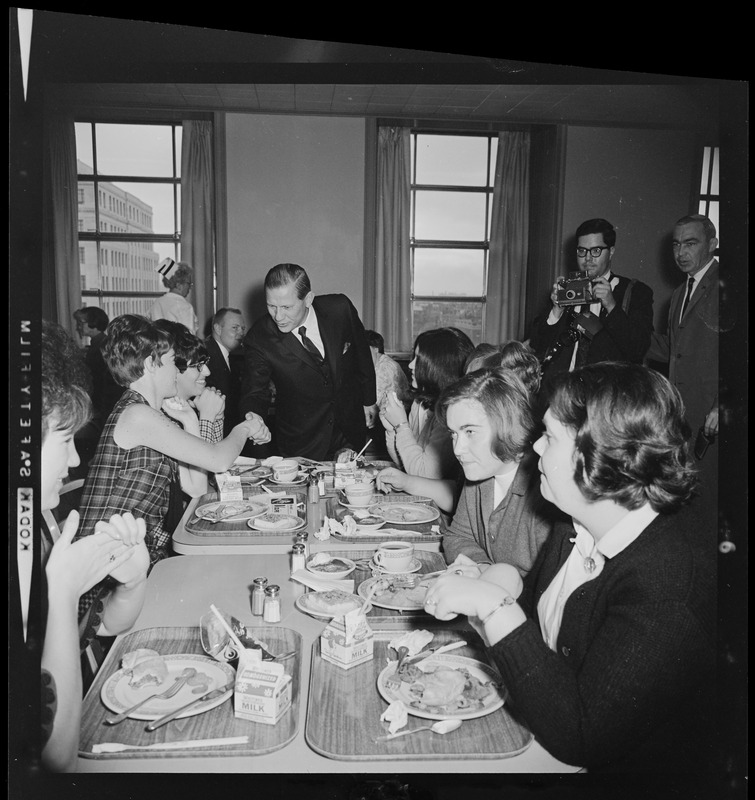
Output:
[529, 218, 654, 401]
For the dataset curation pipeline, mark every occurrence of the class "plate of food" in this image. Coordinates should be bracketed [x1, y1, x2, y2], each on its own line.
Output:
[306, 553, 357, 579]
[101, 651, 235, 721]
[195, 499, 268, 523]
[295, 590, 371, 619]
[358, 574, 433, 611]
[233, 465, 273, 483]
[248, 512, 306, 532]
[367, 503, 440, 525]
[377, 654, 504, 721]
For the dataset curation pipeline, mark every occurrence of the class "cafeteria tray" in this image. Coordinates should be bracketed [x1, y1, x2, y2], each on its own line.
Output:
[79, 626, 302, 759]
[326, 497, 442, 544]
[304, 629, 533, 761]
[186, 489, 306, 536]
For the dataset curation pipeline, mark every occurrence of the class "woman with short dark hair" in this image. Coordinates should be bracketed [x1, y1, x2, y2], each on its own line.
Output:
[422, 362, 715, 771]
[39, 321, 148, 771]
[437, 367, 558, 577]
[380, 327, 473, 480]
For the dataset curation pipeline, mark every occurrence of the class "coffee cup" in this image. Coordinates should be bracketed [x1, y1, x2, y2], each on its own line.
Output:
[344, 482, 375, 507]
[273, 459, 299, 482]
[374, 541, 414, 573]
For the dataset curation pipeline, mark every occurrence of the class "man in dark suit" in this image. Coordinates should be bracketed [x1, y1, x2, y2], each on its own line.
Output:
[529, 218, 654, 401]
[204, 307, 246, 438]
[240, 263, 378, 460]
[647, 213, 721, 545]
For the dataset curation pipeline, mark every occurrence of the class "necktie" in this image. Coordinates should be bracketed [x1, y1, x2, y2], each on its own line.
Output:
[680, 276, 695, 319]
[298, 326, 323, 363]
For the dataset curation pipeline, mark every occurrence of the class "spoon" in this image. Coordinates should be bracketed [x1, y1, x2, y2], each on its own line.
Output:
[377, 719, 463, 741]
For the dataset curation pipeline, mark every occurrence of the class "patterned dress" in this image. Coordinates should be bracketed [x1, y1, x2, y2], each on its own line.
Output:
[75, 389, 182, 643]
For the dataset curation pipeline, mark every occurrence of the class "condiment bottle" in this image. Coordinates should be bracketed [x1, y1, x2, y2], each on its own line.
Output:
[295, 531, 310, 558]
[263, 585, 281, 623]
[251, 577, 268, 616]
[307, 474, 320, 504]
[291, 542, 306, 573]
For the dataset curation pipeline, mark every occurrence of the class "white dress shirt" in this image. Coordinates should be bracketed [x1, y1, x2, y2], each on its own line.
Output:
[537, 503, 659, 652]
[295, 306, 324, 359]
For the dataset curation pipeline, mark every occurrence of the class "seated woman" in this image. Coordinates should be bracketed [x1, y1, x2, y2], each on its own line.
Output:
[438, 368, 559, 577]
[40, 321, 149, 772]
[380, 327, 473, 481]
[377, 342, 543, 516]
[422, 362, 715, 771]
[76, 315, 270, 600]
[154, 320, 226, 496]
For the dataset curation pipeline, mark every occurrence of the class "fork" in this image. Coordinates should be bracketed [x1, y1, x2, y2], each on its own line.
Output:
[104, 668, 196, 725]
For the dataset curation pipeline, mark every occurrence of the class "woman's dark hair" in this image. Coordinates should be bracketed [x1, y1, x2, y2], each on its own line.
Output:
[436, 367, 537, 462]
[548, 362, 696, 513]
[102, 314, 173, 387]
[411, 327, 474, 409]
[42, 320, 92, 440]
[464, 343, 500, 373]
[73, 306, 109, 332]
[365, 330, 385, 353]
[499, 341, 541, 397]
[154, 319, 208, 372]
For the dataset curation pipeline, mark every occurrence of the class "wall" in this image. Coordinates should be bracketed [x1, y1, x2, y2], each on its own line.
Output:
[225, 114, 366, 327]
[561, 127, 700, 332]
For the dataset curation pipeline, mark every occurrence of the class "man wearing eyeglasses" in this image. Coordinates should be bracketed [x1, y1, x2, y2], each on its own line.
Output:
[205, 307, 247, 438]
[529, 218, 654, 399]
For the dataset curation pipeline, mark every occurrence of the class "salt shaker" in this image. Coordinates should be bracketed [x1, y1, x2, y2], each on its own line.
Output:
[307, 475, 320, 504]
[291, 542, 306, 574]
[251, 576, 268, 616]
[263, 585, 281, 623]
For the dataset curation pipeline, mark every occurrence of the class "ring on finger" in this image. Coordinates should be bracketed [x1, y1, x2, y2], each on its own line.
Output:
[109, 553, 116, 563]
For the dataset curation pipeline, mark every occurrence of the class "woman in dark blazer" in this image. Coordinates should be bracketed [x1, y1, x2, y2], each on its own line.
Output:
[423, 362, 715, 772]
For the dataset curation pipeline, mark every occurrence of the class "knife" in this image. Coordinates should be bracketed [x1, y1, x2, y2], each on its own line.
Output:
[403, 640, 467, 666]
[145, 682, 235, 732]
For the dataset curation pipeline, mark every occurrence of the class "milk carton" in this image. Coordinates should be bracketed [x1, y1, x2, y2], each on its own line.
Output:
[234, 648, 292, 725]
[320, 608, 374, 669]
[215, 472, 243, 502]
[334, 460, 357, 490]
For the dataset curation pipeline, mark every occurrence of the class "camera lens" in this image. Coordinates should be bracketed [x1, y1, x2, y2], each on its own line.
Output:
[565, 290, 576, 300]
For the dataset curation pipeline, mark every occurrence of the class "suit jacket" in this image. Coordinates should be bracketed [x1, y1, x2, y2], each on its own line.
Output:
[204, 336, 243, 437]
[442, 451, 561, 577]
[530, 274, 654, 397]
[647, 260, 719, 431]
[490, 504, 716, 771]
[239, 294, 376, 459]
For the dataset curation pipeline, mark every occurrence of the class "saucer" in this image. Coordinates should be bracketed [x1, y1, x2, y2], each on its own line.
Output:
[370, 557, 422, 575]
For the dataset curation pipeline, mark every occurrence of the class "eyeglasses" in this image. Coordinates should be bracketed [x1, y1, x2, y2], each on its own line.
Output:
[186, 357, 210, 371]
[576, 246, 610, 258]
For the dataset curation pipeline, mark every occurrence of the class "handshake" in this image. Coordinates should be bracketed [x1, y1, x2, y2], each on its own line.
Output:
[242, 412, 272, 445]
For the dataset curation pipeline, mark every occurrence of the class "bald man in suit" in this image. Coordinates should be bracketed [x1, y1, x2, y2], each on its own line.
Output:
[204, 307, 246, 438]
[239, 264, 378, 460]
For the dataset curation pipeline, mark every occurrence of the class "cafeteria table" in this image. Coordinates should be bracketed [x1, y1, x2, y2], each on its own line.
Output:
[76, 552, 581, 773]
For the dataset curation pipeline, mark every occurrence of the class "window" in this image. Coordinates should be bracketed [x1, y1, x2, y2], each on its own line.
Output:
[74, 122, 182, 318]
[410, 132, 497, 345]
[699, 146, 719, 244]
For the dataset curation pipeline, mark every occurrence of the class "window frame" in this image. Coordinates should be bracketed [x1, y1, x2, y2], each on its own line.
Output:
[75, 119, 183, 312]
[409, 129, 498, 344]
